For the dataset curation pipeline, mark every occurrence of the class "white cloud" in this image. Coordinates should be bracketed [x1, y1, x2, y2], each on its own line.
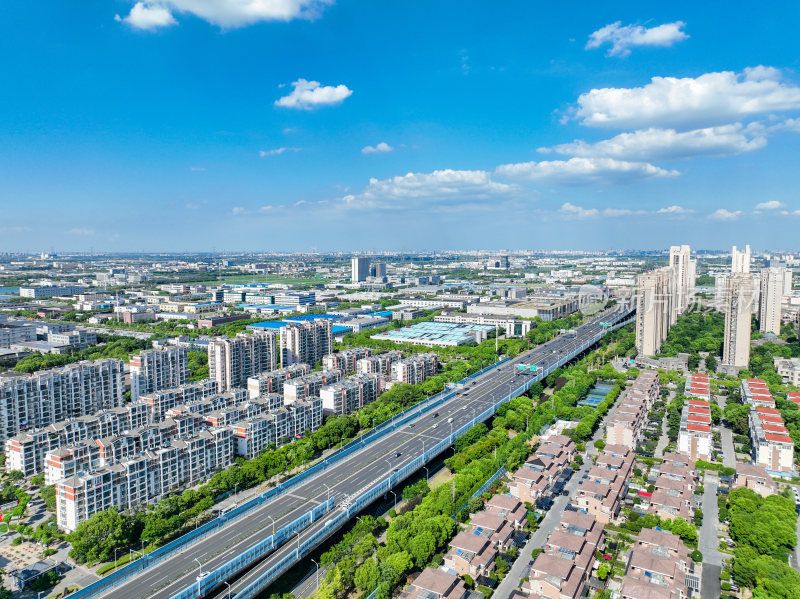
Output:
[542, 123, 767, 161]
[559, 203, 599, 219]
[708, 208, 743, 221]
[340, 169, 516, 210]
[754, 200, 785, 210]
[67, 228, 96, 236]
[361, 142, 394, 154]
[275, 79, 352, 110]
[259, 147, 300, 157]
[586, 21, 688, 57]
[495, 157, 677, 185]
[117, 2, 177, 30]
[657, 205, 694, 215]
[118, 0, 331, 28]
[574, 67, 800, 128]
[189, 166, 206, 172]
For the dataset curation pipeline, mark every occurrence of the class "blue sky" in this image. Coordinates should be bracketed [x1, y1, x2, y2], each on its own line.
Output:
[1, 1, 800, 252]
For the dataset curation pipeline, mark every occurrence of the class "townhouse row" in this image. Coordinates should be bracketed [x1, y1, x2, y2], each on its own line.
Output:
[606, 370, 660, 449]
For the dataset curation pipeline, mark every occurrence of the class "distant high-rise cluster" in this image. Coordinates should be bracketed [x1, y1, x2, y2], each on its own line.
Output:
[635, 245, 696, 356]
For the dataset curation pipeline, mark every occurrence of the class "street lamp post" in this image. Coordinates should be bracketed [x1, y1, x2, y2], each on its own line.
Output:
[423, 466, 429, 482]
[114, 547, 120, 570]
[268, 515, 275, 535]
[389, 490, 397, 511]
[295, 531, 301, 558]
[224, 581, 232, 599]
[311, 558, 320, 590]
[194, 558, 203, 578]
[323, 483, 331, 503]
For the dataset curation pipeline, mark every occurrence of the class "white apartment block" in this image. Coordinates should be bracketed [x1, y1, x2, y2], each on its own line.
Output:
[635, 267, 674, 357]
[322, 348, 372, 372]
[356, 351, 403, 376]
[0, 359, 125, 444]
[247, 364, 311, 399]
[759, 267, 787, 335]
[209, 331, 277, 391]
[55, 426, 235, 532]
[731, 244, 751, 274]
[605, 370, 659, 450]
[140, 379, 218, 420]
[669, 244, 696, 321]
[749, 406, 794, 476]
[320, 373, 382, 415]
[283, 369, 344, 403]
[677, 399, 712, 461]
[280, 321, 332, 367]
[391, 354, 437, 384]
[721, 273, 755, 368]
[774, 357, 800, 387]
[19, 285, 85, 298]
[130, 347, 188, 402]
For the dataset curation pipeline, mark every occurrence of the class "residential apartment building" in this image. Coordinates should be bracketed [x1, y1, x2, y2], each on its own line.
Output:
[685, 373, 710, 401]
[283, 369, 344, 403]
[510, 434, 575, 504]
[775, 359, 800, 387]
[130, 347, 188, 401]
[606, 370, 660, 449]
[55, 427, 234, 532]
[208, 331, 278, 391]
[731, 244, 751, 274]
[19, 285, 85, 298]
[280, 320, 332, 367]
[0, 359, 125, 444]
[759, 267, 788, 335]
[721, 273, 755, 368]
[749, 406, 794, 476]
[247, 364, 311, 399]
[635, 267, 674, 357]
[319, 373, 382, 415]
[140, 379, 218, 421]
[669, 245, 696, 321]
[677, 399, 712, 462]
[322, 348, 372, 372]
[356, 350, 403, 376]
[740, 378, 775, 408]
[391, 354, 437, 384]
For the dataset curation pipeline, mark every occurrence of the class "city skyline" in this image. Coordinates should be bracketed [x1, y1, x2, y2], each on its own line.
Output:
[2, 1, 800, 251]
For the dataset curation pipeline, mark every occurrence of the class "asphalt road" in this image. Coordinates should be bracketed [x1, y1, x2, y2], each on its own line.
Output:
[102, 307, 631, 599]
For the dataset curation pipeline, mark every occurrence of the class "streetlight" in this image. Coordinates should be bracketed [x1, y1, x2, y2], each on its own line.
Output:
[114, 547, 120, 570]
[311, 558, 320, 590]
[423, 466, 429, 482]
[389, 490, 397, 511]
[224, 581, 232, 599]
[194, 558, 203, 578]
[268, 515, 275, 535]
[294, 531, 301, 558]
[323, 483, 331, 503]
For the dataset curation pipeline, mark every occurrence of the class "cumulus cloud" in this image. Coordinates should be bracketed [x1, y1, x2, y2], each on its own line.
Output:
[755, 200, 785, 210]
[340, 169, 516, 210]
[117, 0, 331, 28]
[657, 205, 694, 215]
[586, 21, 688, 57]
[574, 67, 800, 129]
[259, 147, 300, 157]
[560, 203, 599, 219]
[116, 2, 177, 29]
[361, 142, 394, 154]
[275, 79, 352, 110]
[495, 157, 678, 185]
[708, 208, 743, 221]
[541, 123, 767, 161]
